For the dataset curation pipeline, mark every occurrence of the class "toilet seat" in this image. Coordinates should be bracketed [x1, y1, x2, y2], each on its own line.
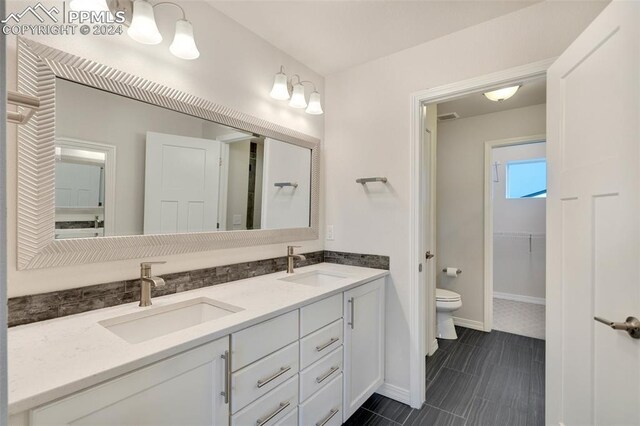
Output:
[436, 288, 461, 302]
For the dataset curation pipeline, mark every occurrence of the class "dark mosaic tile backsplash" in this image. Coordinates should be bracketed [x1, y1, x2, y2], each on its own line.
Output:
[8, 250, 389, 327]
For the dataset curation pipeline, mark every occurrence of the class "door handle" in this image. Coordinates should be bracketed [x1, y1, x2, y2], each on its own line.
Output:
[425, 251, 435, 260]
[594, 316, 640, 339]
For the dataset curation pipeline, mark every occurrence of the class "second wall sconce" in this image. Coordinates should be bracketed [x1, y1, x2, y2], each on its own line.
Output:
[71, 0, 200, 60]
[270, 66, 323, 115]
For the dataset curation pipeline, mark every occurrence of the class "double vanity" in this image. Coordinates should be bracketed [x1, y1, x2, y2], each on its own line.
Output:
[8, 263, 387, 425]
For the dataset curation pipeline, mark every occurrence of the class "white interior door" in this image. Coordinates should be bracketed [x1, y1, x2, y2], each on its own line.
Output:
[55, 162, 102, 207]
[261, 138, 311, 229]
[547, 2, 640, 425]
[144, 132, 220, 234]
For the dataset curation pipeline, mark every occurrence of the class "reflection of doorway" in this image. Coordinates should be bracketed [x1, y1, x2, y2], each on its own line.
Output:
[485, 137, 546, 338]
[54, 138, 116, 238]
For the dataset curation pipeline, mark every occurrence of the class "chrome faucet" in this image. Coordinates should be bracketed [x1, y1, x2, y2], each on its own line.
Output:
[286, 246, 306, 274]
[139, 261, 167, 307]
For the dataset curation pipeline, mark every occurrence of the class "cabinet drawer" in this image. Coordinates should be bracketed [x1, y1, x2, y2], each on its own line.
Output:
[232, 310, 298, 371]
[300, 346, 343, 402]
[232, 342, 299, 413]
[300, 294, 342, 337]
[299, 373, 343, 426]
[232, 375, 299, 426]
[300, 319, 343, 369]
[275, 407, 298, 426]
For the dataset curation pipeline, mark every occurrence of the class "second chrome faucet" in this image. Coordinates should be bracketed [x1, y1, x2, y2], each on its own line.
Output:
[286, 246, 306, 274]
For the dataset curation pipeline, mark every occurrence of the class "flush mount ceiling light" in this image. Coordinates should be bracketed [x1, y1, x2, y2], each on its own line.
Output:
[269, 66, 323, 115]
[483, 85, 521, 102]
[107, 0, 200, 59]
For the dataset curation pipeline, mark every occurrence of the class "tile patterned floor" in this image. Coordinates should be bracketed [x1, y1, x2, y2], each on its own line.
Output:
[343, 327, 545, 426]
[493, 298, 545, 340]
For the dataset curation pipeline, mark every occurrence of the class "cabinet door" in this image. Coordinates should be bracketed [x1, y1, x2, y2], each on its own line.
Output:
[343, 278, 386, 420]
[31, 337, 230, 426]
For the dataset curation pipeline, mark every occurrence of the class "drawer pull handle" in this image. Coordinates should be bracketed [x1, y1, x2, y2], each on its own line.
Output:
[316, 408, 340, 426]
[257, 366, 291, 388]
[316, 365, 340, 384]
[316, 337, 340, 352]
[256, 400, 290, 426]
[220, 351, 230, 404]
[348, 297, 355, 329]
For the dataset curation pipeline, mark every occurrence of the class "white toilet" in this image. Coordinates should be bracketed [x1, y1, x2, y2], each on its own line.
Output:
[436, 288, 462, 339]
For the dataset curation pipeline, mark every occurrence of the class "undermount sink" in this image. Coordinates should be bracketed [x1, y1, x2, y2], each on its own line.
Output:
[278, 270, 350, 286]
[99, 297, 243, 344]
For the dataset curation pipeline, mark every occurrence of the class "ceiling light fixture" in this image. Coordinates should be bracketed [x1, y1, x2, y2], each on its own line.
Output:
[269, 66, 323, 115]
[109, 0, 200, 59]
[483, 85, 521, 102]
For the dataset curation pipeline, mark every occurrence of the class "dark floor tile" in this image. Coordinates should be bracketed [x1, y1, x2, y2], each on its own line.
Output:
[532, 339, 545, 363]
[477, 363, 531, 412]
[362, 393, 412, 424]
[342, 407, 397, 426]
[527, 391, 545, 426]
[530, 361, 544, 395]
[436, 337, 459, 352]
[502, 332, 537, 349]
[404, 404, 466, 426]
[466, 397, 528, 426]
[458, 329, 506, 349]
[445, 343, 499, 377]
[498, 342, 534, 372]
[425, 367, 479, 417]
[426, 348, 451, 382]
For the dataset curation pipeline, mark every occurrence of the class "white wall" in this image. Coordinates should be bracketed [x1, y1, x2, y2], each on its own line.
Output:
[324, 0, 605, 398]
[226, 142, 251, 230]
[437, 104, 546, 323]
[5, 0, 324, 297]
[492, 143, 546, 300]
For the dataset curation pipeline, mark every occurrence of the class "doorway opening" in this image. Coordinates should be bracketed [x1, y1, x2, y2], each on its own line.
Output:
[487, 138, 546, 339]
[408, 59, 551, 409]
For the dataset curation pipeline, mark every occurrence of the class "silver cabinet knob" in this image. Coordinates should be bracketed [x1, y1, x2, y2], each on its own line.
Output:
[594, 316, 640, 339]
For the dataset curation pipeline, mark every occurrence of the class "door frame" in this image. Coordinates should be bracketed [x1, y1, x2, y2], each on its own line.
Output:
[483, 135, 547, 332]
[408, 58, 554, 408]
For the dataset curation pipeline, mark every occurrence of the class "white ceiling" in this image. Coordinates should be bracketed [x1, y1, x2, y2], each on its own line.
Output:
[438, 78, 546, 119]
[205, 1, 540, 76]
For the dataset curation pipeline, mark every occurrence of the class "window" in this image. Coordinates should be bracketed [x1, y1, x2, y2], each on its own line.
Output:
[506, 159, 547, 198]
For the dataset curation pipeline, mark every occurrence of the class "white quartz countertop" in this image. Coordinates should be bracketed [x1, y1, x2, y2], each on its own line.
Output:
[8, 263, 388, 414]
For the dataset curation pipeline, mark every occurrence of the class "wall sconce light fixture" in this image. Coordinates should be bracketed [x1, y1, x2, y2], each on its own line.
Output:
[269, 66, 323, 115]
[71, 0, 200, 60]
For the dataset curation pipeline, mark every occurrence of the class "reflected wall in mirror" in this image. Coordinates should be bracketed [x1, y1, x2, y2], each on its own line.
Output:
[54, 78, 312, 239]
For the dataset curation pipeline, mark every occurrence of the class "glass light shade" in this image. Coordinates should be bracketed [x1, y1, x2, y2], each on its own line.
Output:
[305, 91, 323, 115]
[169, 20, 200, 60]
[289, 84, 307, 109]
[69, 0, 109, 12]
[483, 85, 520, 102]
[270, 72, 290, 100]
[127, 0, 162, 45]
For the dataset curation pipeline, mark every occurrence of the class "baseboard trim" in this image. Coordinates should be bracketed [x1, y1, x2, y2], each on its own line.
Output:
[494, 291, 546, 305]
[376, 383, 411, 405]
[453, 317, 485, 331]
[429, 339, 439, 356]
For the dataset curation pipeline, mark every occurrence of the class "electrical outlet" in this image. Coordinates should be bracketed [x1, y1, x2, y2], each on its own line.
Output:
[326, 225, 334, 241]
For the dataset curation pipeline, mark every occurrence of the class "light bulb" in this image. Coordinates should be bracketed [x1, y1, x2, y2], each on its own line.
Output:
[305, 91, 323, 115]
[270, 72, 290, 100]
[289, 83, 307, 109]
[127, 0, 162, 45]
[483, 85, 520, 102]
[169, 20, 200, 60]
[69, 0, 109, 12]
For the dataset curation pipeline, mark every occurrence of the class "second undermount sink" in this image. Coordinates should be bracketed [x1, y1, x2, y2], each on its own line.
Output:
[278, 270, 350, 286]
[99, 297, 243, 344]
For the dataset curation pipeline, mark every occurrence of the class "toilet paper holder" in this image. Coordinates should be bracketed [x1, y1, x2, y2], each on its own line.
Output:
[442, 268, 462, 274]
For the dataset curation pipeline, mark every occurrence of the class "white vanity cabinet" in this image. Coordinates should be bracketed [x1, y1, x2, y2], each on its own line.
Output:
[342, 277, 386, 420]
[29, 336, 230, 426]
